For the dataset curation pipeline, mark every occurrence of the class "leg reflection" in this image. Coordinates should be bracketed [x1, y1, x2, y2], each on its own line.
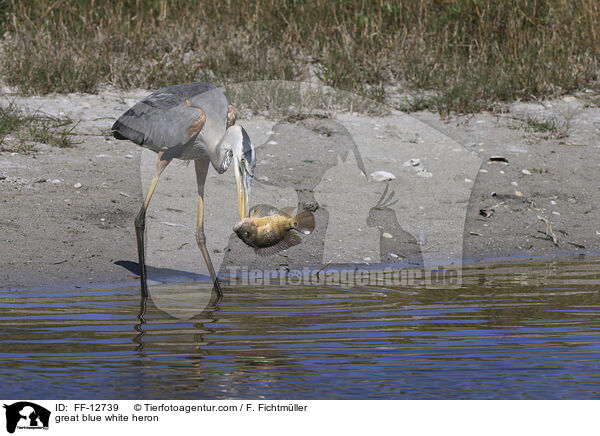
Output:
[133, 291, 148, 352]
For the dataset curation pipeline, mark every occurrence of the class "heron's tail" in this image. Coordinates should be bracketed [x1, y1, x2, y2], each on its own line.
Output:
[293, 211, 315, 235]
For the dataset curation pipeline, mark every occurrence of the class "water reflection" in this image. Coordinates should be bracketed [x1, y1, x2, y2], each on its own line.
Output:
[1, 257, 600, 399]
[134, 282, 222, 353]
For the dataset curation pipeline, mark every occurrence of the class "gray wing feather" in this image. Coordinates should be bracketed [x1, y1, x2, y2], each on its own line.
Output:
[112, 82, 219, 152]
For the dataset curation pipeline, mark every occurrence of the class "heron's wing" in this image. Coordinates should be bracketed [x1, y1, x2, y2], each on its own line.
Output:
[255, 232, 302, 256]
[227, 105, 237, 128]
[112, 84, 214, 151]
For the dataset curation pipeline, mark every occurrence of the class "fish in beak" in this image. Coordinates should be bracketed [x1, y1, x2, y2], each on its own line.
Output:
[233, 204, 315, 256]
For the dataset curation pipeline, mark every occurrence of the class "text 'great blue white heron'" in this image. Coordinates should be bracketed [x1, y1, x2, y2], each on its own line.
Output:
[112, 82, 255, 297]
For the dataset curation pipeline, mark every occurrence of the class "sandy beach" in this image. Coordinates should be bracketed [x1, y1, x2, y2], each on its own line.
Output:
[1, 87, 598, 290]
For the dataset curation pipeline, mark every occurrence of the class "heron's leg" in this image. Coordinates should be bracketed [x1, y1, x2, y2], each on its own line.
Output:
[194, 159, 223, 297]
[135, 152, 171, 296]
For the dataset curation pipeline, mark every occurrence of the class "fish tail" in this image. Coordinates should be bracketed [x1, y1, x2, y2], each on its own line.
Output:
[293, 210, 315, 235]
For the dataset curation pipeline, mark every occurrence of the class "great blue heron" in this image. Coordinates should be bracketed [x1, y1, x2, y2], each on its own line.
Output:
[112, 82, 255, 297]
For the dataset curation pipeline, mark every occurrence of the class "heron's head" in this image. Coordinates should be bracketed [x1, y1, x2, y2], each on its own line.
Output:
[217, 125, 255, 220]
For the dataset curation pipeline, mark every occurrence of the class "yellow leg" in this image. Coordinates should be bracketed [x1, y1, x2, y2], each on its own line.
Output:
[195, 159, 223, 297]
[135, 153, 170, 296]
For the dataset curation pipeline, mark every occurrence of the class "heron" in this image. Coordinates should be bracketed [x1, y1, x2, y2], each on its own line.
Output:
[112, 82, 255, 297]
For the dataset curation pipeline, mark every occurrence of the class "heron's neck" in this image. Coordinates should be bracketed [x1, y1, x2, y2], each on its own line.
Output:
[212, 141, 232, 173]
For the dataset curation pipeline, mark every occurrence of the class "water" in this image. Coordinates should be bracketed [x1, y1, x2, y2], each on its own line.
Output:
[1, 257, 600, 399]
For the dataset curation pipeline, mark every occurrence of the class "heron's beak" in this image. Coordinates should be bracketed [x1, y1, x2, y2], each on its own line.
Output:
[235, 158, 250, 221]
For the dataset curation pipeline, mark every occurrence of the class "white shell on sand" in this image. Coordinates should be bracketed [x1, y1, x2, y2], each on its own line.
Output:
[370, 171, 396, 182]
[403, 158, 421, 167]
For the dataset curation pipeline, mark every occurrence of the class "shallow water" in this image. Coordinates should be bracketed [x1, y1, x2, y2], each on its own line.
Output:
[1, 257, 600, 399]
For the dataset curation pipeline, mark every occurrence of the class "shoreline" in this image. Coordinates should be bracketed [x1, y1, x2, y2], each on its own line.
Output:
[2, 251, 598, 293]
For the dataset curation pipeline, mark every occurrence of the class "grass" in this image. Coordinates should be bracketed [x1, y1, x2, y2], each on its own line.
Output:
[505, 110, 573, 139]
[526, 110, 575, 138]
[524, 115, 563, 134]
[223, 81, 390, 118]
[0, 101, 77, 152]
[0, 1, 599, 113]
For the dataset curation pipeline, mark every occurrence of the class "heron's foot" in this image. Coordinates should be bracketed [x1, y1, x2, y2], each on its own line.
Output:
[195, 232, 222, 297]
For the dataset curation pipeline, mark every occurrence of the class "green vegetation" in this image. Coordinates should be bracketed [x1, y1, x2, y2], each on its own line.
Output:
[1, 1, 599, 113]
[0, 101, 76, 152]
[522, 112, 571, 138]
[524, 115, 562, 134]
[505, 110, 573, 139]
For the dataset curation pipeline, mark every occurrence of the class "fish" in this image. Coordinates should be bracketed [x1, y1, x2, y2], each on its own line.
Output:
[233, 204, 315, 256]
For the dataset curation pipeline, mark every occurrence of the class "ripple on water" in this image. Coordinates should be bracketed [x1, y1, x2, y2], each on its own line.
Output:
[1, 257, 600, 399]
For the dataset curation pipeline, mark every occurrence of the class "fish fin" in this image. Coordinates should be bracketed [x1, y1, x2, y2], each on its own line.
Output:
[249, 204, 263, 218]
[280, 207, 295, 217]
[294, 210, 315, 235]
[250, 204, 280, 218]
[255, 232, 302, 257]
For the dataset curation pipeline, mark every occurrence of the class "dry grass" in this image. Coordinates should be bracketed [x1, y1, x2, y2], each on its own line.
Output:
[0, 101, 76, 152]
[1, 0, 599, 113]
